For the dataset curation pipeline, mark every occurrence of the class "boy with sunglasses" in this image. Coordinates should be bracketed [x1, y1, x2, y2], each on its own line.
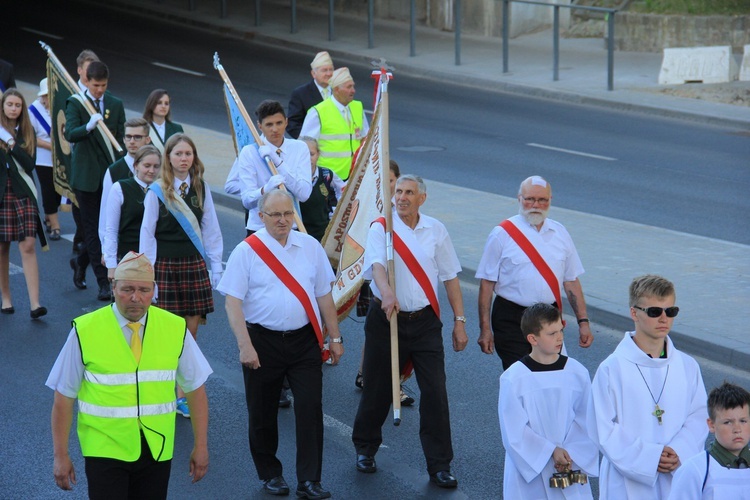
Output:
[588, 274, 708, 499]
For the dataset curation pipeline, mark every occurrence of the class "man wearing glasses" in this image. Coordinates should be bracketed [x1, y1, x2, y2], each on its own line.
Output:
[588, 274, 708, 499]
[218, 189, 343, 499]
[97, 118, 151, 249]
[237, 100, 312, 237]
[476, 175, 593, 370]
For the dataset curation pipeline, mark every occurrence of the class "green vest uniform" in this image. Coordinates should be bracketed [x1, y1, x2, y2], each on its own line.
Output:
[117, 178, 147, 259]
[108, 157, 132, 184]
[313, 98, 363, 181]
[156, 182, 205, 258]
[74, 306, 186, 462]
[300, 168, 336, 242]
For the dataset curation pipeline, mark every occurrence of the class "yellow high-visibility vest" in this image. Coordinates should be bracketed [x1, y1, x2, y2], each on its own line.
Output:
[75, 306, 186, 462]
[314, 98, 364, 180]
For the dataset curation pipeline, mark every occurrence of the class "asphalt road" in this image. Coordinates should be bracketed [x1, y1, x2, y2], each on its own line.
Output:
[2, 0, 749, 244]
[1, 205, 749, 499]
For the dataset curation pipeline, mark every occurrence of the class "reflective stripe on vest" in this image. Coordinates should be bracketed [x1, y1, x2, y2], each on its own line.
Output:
[78, 400, 177, 418]
[314, 98, 363, 180]
[83, 369, 176, 385]
[74, 306, 186, 462]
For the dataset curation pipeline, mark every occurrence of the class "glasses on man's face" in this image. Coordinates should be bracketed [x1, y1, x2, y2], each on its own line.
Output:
[262, 211, 295, 221]
[124, 135, 146, 141]
[633, 305, 680, 318]
[521, 196, 550, 205]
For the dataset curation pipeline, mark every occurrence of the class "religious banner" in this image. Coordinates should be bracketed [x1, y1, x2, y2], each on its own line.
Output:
[46, 57, 77, 205]
[321, 100, 387, 321]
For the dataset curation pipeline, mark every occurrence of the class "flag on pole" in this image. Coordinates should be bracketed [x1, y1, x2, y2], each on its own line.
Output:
[223, 84, 256, 156]
[46, 59, 77, 205]
[321, 98, 388, 321]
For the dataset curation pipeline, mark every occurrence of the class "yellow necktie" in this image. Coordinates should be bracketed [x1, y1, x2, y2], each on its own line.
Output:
[128, 322, 142, 364]
[179, 182, 188, 198]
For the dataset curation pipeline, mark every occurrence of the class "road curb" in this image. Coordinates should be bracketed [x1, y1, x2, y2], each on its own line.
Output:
[209, 186, 749, 371]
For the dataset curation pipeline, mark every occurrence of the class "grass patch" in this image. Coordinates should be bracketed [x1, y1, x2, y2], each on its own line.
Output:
[629, 0, 750, 15]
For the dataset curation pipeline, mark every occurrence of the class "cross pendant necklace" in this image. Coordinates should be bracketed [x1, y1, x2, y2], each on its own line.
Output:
[636, 365, 669, 425]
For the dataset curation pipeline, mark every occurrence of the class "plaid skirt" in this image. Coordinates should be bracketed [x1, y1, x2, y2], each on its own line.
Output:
[154, 254, 214, 317]
[0, 178, 38, 242]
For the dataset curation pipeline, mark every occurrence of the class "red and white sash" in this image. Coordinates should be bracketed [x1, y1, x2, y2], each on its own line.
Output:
[245, 233, 328, 361]
[499, 219, 565, 324]
[373, 217, 440, 316]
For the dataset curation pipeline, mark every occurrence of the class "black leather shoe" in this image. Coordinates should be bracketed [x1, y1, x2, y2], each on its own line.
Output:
[97, 283, 112, 302]
[295, 481, 330, 499]
[1, 306, 14, 314]
[30, 306, 48, 319]
[262, 476, 290, 496]
[356, 454, 377, 473]
[70, 258, 87, 290]
[278, 388, 291, 408]
[430, 470, 458, 488]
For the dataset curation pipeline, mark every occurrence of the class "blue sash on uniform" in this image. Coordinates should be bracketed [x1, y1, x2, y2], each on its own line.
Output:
[148, 182, 208, 262]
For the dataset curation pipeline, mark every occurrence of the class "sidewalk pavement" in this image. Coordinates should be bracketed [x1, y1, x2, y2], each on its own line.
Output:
[39, 1, 749, 369]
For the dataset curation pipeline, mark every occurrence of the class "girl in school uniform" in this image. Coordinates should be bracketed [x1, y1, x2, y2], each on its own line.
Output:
[140, 134, 223, 417]
[103, 145, 161, 280]
[0, 89, 47, 319]
[142, 89, 184, 154]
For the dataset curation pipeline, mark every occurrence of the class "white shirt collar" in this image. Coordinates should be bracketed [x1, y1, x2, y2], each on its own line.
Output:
[111, 303, 146, 328]
[173, 174, 191, 190]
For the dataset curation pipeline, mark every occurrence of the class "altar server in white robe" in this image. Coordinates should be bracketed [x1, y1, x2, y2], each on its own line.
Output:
[588, 275, 708, 500]
[499, 303, 598, 499]
[668, 382, 750, 500]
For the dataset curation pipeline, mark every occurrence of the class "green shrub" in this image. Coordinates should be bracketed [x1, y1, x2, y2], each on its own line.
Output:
[630, 0, 750, 15]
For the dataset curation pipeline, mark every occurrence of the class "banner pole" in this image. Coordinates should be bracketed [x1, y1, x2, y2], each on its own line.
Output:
[213, 52, 307, 234]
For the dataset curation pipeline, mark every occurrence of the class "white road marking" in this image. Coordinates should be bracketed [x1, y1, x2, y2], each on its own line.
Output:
[152, 62, 205, 77]
[9, 263, 23, 276]
[21, 27, 64, 40]
[527, 142, 617, 161]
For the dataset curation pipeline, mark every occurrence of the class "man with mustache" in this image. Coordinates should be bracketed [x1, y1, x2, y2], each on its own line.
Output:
[476, 175, 593, 370]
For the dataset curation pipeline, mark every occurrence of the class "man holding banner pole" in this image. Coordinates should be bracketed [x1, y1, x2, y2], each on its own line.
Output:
[219, 189, 342, 499]
[64, 60, 125, 301]
[237, 100, 312, 237]
[352, 174, 467, 489]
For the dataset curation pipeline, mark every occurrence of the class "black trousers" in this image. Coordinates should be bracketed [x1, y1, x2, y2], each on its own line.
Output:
[242, 323, 323, 482]
[352, 303, 454, 475]
[74, 187, 108, 287]
[491, 296, 558, 370]
[35, 166, 61, 215]
[84, 432, 172, 500]
[71, 203, 87, 258]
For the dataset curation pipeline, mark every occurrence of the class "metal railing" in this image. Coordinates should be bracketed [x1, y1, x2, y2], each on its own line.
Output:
[502, 0, 618, 90]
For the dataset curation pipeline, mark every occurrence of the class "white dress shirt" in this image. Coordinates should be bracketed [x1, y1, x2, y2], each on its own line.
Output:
[474, 214, 584, 307]
[139, 174, 224, 274]
[365, 210, 461, 312]
[28, 99, 52, 167]
[217, 229, 334, 331]
[237, 135, 312, 231]
[102, 176, 149, 269]
[98, 155, 135, 245]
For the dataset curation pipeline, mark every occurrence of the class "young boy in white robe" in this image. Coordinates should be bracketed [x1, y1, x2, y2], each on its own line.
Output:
[588, 274, 708, 500]
[499, 303, 598, 499]
[668, 382, 750, 499]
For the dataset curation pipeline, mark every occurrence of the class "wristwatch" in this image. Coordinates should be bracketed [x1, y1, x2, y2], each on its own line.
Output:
[330, 336, 343, 344]
[454, 316, 466, 323]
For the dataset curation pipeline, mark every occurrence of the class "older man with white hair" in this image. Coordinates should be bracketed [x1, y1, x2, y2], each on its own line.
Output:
[299, 67, 369, 181]
[476, 175, 594, 370]
[287, 51, 335, 139]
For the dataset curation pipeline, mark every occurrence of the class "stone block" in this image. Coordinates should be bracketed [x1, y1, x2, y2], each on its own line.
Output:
[741, 45, 750, 82]
[658, 46, 739, 85]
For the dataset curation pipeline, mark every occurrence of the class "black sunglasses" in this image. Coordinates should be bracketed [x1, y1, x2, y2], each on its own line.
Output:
[633, 305, 679, 318]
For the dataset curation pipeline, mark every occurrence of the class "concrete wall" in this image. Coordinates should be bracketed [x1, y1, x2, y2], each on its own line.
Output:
[615, 13, 750, 53]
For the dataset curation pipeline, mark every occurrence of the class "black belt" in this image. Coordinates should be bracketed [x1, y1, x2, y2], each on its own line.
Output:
[246, 322, 311, 337]
[372, 297, 431, 320]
